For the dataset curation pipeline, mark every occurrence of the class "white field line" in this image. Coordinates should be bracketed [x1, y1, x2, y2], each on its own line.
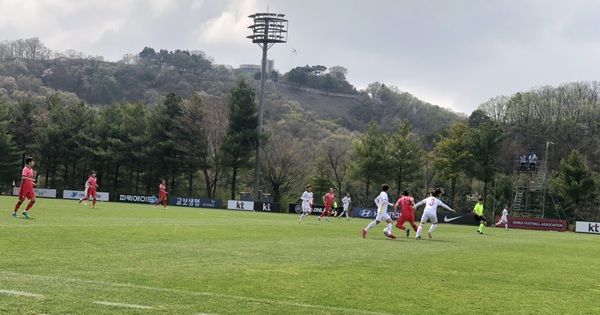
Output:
[0, 271, 392, 315]
[93, 301, 153, 309]
[0, 289, 44, 298]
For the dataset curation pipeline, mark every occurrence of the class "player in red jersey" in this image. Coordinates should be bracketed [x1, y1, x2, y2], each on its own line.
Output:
[153, 179, 168, 210]
[319, 187, 335, 222]
[13, 157, 36, 219]
[79, 171, 99, 208]
[394, 191, 418, 237]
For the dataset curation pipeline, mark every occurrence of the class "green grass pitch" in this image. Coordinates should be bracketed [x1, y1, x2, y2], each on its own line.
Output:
[0, 197, 598, 314]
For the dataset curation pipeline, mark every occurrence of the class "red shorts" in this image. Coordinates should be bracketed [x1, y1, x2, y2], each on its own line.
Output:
[19, 187, 36, 200]
[87, 190, 98, 198]
[325, 203, 332, 211]
[159, 193, 167, 200]
[397, 212, 415, 225]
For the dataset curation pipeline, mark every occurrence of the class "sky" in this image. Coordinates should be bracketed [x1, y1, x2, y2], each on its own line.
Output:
[1, 0, 600, 114]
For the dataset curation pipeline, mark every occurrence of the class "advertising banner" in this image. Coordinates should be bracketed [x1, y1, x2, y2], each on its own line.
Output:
[171, 197, 222, 209]
[575, 221, 600, 234]
[436, 213, 480, 225]
[13, 187, 57, 198]
[227, 200, 254, 211]
[496, 216, 567, 232]
[351, 208, 399, 220]
[288, 203, 326, 215]
[116, 193, 157, 204]
[253, 202, 281, 213]
[63, 190, 110, 202]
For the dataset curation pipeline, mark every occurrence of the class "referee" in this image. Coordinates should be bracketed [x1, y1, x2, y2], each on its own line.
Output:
[473, 198, 486, 234]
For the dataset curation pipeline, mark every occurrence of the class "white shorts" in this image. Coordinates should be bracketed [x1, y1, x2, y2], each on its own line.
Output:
[498, 216, 508, 223]
[343, 205, 348, 211]
[376, 211, 391, 222]
[302, 204, 311, 213]
[420, 210, 438, 224]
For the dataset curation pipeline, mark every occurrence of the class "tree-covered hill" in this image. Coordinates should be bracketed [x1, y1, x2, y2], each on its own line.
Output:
[0, 38, 464, 137]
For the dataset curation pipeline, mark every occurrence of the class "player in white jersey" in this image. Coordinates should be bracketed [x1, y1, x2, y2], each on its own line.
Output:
[298, 184, 314, 223]
[362, 184, 397, 239]
[495, 204, 509, 230]
[412, 188, 455, 239]
[338, 193, 351, 220]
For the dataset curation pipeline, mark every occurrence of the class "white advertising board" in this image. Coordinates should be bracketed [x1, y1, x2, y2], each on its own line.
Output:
[227, 200, 254, 211]
[12, 187, 57, 198]
[63, 190, 110, 202]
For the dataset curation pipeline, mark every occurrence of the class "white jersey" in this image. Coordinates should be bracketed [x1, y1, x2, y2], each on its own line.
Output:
[501, 208, 509, 219]
[414, 196, 452, 213]
[375, 191, 394, 214]
[301, 191, 313, 213]
[301, 191, 313, 205]
[342, 196, 351, 210]
[85, 181, 90, 188]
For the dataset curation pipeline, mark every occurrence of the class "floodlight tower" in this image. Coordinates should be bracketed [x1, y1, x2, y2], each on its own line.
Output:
[247, 13, 288, 201]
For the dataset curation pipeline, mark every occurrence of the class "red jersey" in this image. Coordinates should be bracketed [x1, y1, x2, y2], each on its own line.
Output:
[324, 193, 334, 206]
[87, 177, 98, 191]
[159, 184, 167, 198]
[21, 166, 34, 190]
[19, 166, 35, 200]
[397, 196, 415, 215]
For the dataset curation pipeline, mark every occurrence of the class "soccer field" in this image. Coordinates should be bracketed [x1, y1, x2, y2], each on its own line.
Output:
[0, 197, 598, 315]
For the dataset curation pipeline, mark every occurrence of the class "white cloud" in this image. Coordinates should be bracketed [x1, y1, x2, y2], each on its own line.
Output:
[197, 0, 260, 45]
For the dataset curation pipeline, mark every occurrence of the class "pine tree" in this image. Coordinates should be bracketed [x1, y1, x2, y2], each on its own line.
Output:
[221, 80, 259, 200]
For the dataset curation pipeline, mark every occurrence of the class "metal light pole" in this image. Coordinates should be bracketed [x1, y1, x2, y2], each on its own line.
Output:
[541, 140, 554, 218]
[247, 13, 288, 201]
[492, 178, 498, 220]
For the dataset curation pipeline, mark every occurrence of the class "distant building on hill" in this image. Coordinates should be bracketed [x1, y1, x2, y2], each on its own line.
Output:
[238, 59, 274, 76]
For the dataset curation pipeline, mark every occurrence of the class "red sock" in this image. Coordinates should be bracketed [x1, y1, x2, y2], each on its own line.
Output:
[163, 201, 167, 208]
[327, 211, 331, 217]
[154, 200, 161, 206]
[14, 202, 22, 212]
[412, 225, 418, 232]
[93, 199, 97, 206]
[25, 201, 35, 211]
[81, 197, 88, 201]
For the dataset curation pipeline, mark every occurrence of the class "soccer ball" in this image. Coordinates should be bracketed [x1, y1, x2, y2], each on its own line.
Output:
[383, 228, 388, 236]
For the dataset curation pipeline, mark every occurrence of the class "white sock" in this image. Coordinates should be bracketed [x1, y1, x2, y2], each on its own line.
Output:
[505, 224, 508, 229]
[428, 224, 438, 233]
[345, 212, 349, 219]
[387, 222, 393, 234]
[365, 221, 377, 231]
[416, 225, 423, 237]
[299, 214, 305, 221]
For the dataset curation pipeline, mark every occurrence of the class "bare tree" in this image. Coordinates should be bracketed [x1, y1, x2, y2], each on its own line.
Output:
[328, 65, 348, 80]
[261, 131, 310, 202]
[321, 134, 352, 195]
[202, 94, 228, 198]
[478, 95, 510, 124]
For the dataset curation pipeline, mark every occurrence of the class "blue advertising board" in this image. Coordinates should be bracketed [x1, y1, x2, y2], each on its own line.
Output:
[352, 208, 400, 220]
